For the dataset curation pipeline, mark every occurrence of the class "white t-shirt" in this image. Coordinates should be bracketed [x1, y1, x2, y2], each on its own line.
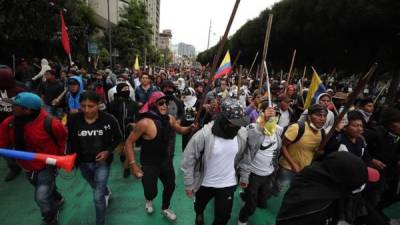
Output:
[250, 134, 278, 176]
[278, 109, 290, 128]
[202, 136, 239, 188]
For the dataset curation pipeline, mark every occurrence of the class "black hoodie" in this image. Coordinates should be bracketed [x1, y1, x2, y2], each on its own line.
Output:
[277, 152, 369, 225]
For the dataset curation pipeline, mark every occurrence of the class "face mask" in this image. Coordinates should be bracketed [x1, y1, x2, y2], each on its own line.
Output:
[309, 121, 322, 131]
[164, 90, 174, 96]
[256, 112, 278, 136]
[119, 91, 130, 98]
[362, 111, 373, 117]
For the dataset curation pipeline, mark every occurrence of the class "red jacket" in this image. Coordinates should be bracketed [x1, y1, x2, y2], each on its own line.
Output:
[0, 109, 67, 171]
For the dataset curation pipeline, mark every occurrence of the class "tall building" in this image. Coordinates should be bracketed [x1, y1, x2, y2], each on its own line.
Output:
[158, 29, 172, 50]
[139, 0, 160, 47]
[177, 42, 196, 58]
[87, 0, 120, 28]
[88, 0, 160, 47]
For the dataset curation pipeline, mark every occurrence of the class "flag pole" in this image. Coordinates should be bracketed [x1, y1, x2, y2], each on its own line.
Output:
[68, 54, 72, 66]
[194, 0, 242, 125]
[258, 14, 274, 95]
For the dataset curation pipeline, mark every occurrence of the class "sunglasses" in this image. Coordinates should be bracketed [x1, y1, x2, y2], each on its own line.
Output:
[157, 99, 169, 106]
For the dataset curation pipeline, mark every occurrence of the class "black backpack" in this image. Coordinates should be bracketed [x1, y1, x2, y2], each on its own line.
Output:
[282, 121, 326, 144]
[9, 115, 60, 148]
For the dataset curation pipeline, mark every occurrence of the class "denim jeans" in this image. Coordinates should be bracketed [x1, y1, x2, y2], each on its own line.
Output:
[278, 167, 296, 188]
[26, 166, 61, 221]
[44, 104, 64, 119]
[80, 162, 110, 225]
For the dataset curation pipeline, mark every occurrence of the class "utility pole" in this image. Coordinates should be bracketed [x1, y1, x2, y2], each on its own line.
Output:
[107, 0, 112, 68]
[207, 20, 212, 49]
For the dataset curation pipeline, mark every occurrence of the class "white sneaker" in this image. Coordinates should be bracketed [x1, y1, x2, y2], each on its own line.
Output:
[145, 200, 154, 214]
[105, 188, 112, 208]
[162, 208, 177, 221]
[238, 220, 247, 225]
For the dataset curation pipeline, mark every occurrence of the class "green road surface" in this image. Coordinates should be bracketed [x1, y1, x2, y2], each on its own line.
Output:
[0, 135, 398, 225]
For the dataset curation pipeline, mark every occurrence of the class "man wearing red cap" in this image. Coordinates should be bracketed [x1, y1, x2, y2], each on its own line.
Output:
[124, 91, 196, 221]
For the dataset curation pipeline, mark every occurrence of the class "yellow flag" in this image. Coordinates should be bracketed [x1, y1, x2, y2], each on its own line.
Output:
[304, 68, 326, 109]
[134, 55, 140, 70]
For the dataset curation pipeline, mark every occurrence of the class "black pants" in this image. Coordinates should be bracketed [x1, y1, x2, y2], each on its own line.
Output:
[141, 161, 175, 210]
[195, 185, 236, 225]
[239, 173, 274, 222]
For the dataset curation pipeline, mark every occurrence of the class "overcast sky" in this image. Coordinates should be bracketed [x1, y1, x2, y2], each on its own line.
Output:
[160, 0, 280, 53]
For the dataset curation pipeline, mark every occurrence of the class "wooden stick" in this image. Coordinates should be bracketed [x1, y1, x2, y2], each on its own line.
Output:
[284, 49, 297, 94]
[231, 50, 242, 71]
[237, 65, 243, 100]
[373, 82, 389, 105]
[300, 66, 307, 105]
[263, 61, 272, 107]
[258, 14, 274, 95]
[248, 51, 259, 77]
[318, 63, 378, 153]
[194, 0, 242, 124]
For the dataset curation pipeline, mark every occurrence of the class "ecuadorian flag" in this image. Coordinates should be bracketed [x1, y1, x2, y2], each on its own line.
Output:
[304, 68, 326, 109]
[214, 51, 232, 80]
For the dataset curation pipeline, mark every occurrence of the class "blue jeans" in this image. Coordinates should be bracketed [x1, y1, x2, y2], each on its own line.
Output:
[26, 166, 61, 221]
[278, 167, 296, 188]
[44, 104, 64, 119]
[80, 162, 110, 225]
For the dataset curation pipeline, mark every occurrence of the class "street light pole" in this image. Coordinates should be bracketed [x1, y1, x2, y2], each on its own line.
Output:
[107, 0, 112, 68]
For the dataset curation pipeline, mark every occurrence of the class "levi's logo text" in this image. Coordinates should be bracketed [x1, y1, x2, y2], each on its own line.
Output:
[78, 130, 104, 137]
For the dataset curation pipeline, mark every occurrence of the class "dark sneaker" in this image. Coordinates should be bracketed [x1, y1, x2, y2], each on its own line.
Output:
[4, 169, 20, 182]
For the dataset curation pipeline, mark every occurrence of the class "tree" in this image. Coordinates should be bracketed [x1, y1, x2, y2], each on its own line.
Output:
[0, 0, 97, 63]
[197, 0, 400, 76]
[106, 0, 153, 67]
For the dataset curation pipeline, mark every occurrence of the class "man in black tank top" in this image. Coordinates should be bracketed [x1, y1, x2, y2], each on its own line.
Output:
[124, 91, 196, 221]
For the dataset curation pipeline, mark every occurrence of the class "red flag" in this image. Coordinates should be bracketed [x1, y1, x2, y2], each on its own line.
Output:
[60, 11, 71, 55]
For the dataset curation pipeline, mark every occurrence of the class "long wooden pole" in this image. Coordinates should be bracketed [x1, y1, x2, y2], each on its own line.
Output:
[300, 66, 307, 104]
[237, 65, 243, 100]
[248, 51, 259, 77]
[258, 14, 274, 95]
[318, 63, 378, 153]
[194, 0, 241, 124]
[373, 82, 389, 105]
[284, 49, 297, 94]
[232, 50, 242, 70]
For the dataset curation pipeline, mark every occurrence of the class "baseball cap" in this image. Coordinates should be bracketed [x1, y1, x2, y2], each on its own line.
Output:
[308, 104, 328, 115]
[139, 91, 169, 113]
[9, 92, 42, 110]
[221, 98, 249, 127]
